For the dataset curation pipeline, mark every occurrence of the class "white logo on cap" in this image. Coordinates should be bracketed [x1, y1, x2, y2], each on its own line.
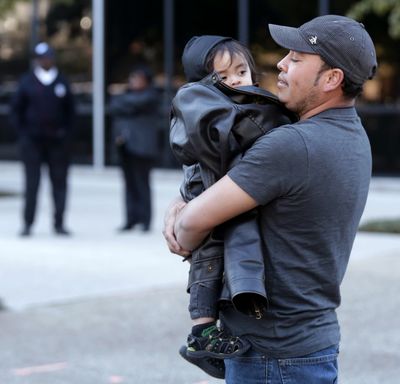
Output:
[35, 42, 49, 55]
[309, 36, 317, 45]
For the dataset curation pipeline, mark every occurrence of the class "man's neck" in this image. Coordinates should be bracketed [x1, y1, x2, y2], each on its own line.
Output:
[300, 95, 354, 121]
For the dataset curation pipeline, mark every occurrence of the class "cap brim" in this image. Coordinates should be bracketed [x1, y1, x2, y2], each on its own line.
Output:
[35, 52, 55, 59]
[268, 24, 315, 54]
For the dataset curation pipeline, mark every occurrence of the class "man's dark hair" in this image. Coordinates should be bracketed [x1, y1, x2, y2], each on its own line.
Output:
[341, 77, 363, 100]
[316, 61, 363, 100]
[205, 40, 257, 83]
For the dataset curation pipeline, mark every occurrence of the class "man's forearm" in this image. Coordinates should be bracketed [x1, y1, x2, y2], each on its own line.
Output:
[174, 206, 211, 251]
[170, 175, 258, 252]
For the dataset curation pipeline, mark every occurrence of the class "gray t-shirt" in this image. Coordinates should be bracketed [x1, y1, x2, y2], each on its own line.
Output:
[223, 107, 371, 358]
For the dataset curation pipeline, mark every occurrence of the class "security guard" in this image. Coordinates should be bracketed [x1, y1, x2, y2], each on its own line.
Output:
[10, 42, 75, 236]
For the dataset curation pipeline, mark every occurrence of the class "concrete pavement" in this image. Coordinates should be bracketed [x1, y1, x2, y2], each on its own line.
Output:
[0, 160, 399, 383]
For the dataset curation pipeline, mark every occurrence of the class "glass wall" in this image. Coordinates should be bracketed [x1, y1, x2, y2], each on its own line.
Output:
[0, 0, 93, 163]
[1, 0, 399, 172]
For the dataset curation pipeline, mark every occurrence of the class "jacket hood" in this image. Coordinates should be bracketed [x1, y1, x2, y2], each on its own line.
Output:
[182, 35, 232, 82]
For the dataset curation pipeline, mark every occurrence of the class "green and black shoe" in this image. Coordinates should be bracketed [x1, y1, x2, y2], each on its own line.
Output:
[186, 325, 250, 359]
[179, 345, 225, 379]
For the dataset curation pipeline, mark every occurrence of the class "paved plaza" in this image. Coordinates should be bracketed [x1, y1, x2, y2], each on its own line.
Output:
[0, 161, 399, 383]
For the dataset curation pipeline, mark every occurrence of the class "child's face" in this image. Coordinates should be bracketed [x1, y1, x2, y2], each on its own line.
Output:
[213, 51, 253, 88]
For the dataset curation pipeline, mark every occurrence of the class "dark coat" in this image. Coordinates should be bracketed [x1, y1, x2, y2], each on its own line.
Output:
[109, 87, 160, 159]
[10, 71, 75, 139]
[170, 73, 297, 317]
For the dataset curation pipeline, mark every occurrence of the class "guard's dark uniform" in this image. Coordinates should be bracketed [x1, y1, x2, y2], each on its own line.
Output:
[10, 65, 75, 234]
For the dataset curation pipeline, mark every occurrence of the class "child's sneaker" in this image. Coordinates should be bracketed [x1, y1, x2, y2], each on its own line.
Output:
[179, 345, 225, 379]
[186, 324, 250, 359]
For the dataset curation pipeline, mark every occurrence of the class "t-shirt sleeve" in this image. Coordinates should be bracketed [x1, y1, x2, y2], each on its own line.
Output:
[227, 126, 308, 205]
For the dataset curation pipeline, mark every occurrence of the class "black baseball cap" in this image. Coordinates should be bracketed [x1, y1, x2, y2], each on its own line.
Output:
[268, 15, 377, 85]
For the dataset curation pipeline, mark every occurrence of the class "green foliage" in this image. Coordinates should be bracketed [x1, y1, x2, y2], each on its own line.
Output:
[347, 0, 400, 39]
[0, 0, 27, 15]
[0, 190, 18, 198]
[359, 218, 400, 234]
[0, 0, 75, 16]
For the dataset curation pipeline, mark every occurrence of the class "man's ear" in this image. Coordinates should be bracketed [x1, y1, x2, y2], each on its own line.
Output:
[324, 68, 344, 92]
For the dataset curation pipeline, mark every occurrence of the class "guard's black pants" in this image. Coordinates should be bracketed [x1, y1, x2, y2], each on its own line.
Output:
[20, 136, 69, 229]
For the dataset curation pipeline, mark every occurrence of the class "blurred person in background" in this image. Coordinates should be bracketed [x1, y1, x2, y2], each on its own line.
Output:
[10, 42, 75, 237]
[109, 65, 160, 233]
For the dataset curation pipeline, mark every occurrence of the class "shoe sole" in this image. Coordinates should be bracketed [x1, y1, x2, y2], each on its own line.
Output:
[186, 338, 251, 359]
[179, 345, 225, 379]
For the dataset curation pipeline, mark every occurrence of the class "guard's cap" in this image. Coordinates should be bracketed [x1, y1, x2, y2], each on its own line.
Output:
[34, 42, 55, 59]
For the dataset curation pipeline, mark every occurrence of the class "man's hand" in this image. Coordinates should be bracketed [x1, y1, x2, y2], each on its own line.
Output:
[163, 197, 191, 258]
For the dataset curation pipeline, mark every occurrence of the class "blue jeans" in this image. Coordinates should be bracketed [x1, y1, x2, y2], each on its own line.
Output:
[225, 345, 339, 384]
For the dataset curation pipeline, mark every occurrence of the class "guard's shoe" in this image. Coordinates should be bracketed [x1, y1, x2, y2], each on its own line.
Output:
[54, 226, 71, 236]
[179, 345, 225, 379]
[19, 226, 31, 237]
[186, 325, 250, 359]
[117, 223, 134, 232]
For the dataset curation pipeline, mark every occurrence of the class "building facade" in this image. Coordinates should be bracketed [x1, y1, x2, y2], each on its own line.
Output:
[0, 0, 399, 173]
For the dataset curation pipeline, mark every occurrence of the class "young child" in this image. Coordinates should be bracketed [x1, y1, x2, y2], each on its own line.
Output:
[170, 35, 296, 378]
